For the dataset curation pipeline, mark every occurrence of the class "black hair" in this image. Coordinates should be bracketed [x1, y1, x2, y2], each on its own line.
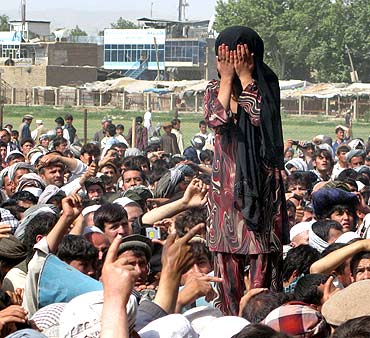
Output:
[199, 120, 206, 127]
[311, 220, 343, 242]
[283, 245, 320, 283]
[286, 171, 316, 192]
[336, 144, 351, 155]
[231, 323, 290, 338]
[122, 166, 146, 182]
[242, 291, 290, 323]
[189, 240, 213, 266]
[313, 148, 334, 166]
[337, 168, 358, 181]
[20, 137, 35, 147]
[350, 251, 370, 277]
[12, 191, 38, 205]
[332, 315, 370, 338]
[146, 167, 169, 185]
[200, 149, 214, 163]
[294, 273, 331, 306]
[53, 136, 68, 148]
[64, 114, 73, 120]
[56, 234, 98, 264]
[171, 118, 181, 126]
[80, 143, 100, 157]
[23, 212, 59, 258]
[175, 207, 208, 236]
[6, 153, 25, 163]
[93, 203, 127, 231]
[106, 124, 116, 137]
[321, 243, 347, 275]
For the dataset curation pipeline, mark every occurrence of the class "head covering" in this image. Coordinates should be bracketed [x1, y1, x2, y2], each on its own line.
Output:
[37, 185, 63, 205]
[346, 149, 365, 162]
[215, 26, 284, 232]
[81, 204, 101, 217]
[4, 150, 25, 163]
[308, 225, 329, 253]
[8, 162, 34, 181]
[290, 221, 312, 241]
[263, 302, 327, 337]
[30, 303, 66, 331]
[0, 167, 9, 187]
[84, 177, 105, 191]
[311, 188, 358, 219]
[35, 120, 43, 124]
[348, 138, 365, 150]
[113, 197, 139, 208]
[199, 316, 250, 338]
[162, 121, 172, 128]
[15, 173, 46, 198]
[23, 114, 33, 120]
[117, 234, 153, 262]
[122, 185, 153, 204]
[39, 134, 49, 142]
[59, 291, 138, 338]
[322, 280, 370, 326]
[124, 147, 143, 157]
[335, 231, 361, 244]
[83, 226, 104, 235]
[183, 306, 223, 336]
[154, 164, 195, 198]
[285, 158, 308, 174]
[191, 135, 206, 150]
[139, 314, 197, 338]
[0, 235, 26, 260]
[14, 204, 57, 240]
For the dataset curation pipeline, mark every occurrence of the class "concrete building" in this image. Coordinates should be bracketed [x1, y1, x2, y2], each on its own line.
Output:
[103, 19, 216, 81]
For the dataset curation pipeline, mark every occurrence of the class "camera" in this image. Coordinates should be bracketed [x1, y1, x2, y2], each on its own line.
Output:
[145, 227, 161, 240]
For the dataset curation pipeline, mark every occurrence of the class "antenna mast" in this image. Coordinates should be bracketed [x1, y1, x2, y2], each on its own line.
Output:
[21, 0, 27, 41]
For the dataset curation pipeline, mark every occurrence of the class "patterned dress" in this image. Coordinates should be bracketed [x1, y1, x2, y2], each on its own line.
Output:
[204, 79, 286, 315]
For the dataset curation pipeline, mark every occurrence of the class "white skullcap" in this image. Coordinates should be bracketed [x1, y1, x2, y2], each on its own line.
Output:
[335, 231, 361, 244]
[289, 221, 313, 241]
[113, 197, 140, 208]
[81, 204, 101, 217]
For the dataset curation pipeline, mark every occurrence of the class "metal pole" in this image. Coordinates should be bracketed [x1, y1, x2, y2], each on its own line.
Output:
[84, 108, 88, 144]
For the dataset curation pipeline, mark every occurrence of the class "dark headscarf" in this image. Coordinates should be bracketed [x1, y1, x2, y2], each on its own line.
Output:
[0, 235, 26, 260]
[215, 26, 285, 231]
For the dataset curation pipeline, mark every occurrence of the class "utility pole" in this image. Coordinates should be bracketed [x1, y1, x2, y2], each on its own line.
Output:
[345, 44, 359, 83]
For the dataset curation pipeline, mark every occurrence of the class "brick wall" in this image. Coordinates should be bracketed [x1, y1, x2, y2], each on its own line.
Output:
[47, 43, 99, 67]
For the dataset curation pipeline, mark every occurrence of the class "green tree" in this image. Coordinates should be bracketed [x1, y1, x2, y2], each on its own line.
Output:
[110, 17, 138, 29]
[0, 14, 9, 31]
[70, 25, 88, 36]
[214, 0, 370, 82]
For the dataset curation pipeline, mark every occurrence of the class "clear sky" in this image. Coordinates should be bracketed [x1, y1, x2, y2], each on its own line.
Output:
[0, 0, 218, 33]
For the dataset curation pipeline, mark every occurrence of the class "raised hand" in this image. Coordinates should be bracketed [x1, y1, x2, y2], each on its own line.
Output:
[233, 44, 254, 88]
[181, 178, 209, 209]
[217, 43, 235, 80]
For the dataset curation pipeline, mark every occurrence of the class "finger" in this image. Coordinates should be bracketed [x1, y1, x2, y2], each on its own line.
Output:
[200, 276, 223, 283]
[181, 223, 205, 243]
[324, 275, 334, 295]
[104, 234, 123, 264]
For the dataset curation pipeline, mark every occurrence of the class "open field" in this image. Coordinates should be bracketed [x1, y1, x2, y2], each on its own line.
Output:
[2, 105, 370, 147]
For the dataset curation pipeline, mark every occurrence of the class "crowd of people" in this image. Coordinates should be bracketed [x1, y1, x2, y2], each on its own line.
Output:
[1, 25, 370, 338]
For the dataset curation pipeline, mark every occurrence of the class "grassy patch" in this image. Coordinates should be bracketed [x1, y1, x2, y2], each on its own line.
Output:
[2, 105, 369, 147]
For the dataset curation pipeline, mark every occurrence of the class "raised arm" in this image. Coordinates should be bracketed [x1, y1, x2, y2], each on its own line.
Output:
[310, 239, 369, 274]
[141, 178, 208, 225]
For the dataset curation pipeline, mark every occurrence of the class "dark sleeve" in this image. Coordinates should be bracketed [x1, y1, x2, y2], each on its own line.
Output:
[135, 300, 168, 331]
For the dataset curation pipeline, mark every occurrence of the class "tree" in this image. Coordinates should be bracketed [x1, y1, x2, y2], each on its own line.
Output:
[0, 14, 9, 31]
[214, 0, 370, 82]
[70, 25, 88, 36]
[110, 17, 138, 29]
